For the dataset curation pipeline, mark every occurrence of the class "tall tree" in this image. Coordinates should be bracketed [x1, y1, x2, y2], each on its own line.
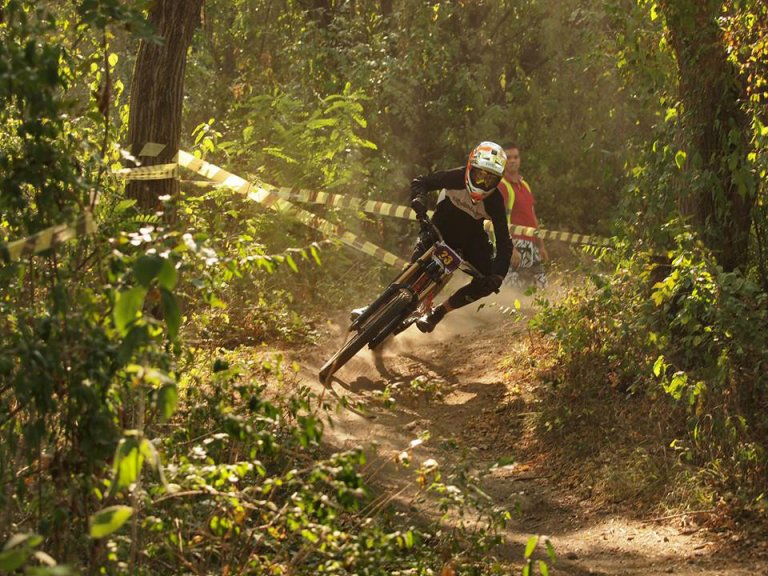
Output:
[126, 0, 204, 211]
[659, 0, 756, 271]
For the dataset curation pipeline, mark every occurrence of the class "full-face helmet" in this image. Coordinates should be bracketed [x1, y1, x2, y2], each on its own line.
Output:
[465, 141, 506, 203]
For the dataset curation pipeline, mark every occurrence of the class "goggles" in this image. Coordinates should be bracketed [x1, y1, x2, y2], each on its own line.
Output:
[470, 166, 502, 191]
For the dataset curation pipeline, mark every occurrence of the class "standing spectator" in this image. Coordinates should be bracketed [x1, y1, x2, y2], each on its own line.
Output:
[498, 144, 548, 289]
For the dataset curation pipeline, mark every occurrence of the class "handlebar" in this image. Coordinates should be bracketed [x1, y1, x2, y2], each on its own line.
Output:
[416, 215, 442, 242]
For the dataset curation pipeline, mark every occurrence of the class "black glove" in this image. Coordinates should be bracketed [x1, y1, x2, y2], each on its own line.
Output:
[479, 274, 504, 294]
[417, 225, 437, 248]
[411, 194, 428, 218]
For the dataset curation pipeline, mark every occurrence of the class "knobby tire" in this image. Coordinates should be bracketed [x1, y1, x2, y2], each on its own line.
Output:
[319, 290, 413, 382]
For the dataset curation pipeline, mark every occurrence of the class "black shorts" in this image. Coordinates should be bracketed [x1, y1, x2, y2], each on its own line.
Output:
[411, 201, 495, 308]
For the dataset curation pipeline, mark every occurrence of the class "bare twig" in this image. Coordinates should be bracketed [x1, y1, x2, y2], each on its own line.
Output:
[646, 509, 716, 523]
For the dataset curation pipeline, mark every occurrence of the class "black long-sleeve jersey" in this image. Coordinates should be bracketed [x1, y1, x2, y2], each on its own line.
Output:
[410, 167, 512, 278]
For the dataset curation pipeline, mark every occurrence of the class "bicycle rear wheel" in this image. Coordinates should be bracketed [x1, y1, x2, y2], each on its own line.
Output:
[319, 289, 413, 382]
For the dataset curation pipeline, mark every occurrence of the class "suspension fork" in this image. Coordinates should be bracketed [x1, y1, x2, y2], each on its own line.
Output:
[367, 287, 419, 349]
[351, 247, 438, 330]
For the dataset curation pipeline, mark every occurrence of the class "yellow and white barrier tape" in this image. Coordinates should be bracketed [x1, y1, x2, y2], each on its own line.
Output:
[268, 188, 417, 220]
[113, 163, 178, 181]
[114, 142, 174, 179]
[509, 225, 612, 247]
[132, 142, 611, 248]
[1, 212, 97, 263]
[180, 180, 419, 220]
[182, 178, 610, 247]
[136, 142, 166, 157]
[176, 151, 409, 269]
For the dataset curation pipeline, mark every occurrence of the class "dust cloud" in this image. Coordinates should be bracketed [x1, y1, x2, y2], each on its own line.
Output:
[356, 274, 538, 361]
[318, 270, 570, 383]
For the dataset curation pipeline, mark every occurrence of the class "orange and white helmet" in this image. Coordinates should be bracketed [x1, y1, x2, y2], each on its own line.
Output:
[465, 141, 506, 203]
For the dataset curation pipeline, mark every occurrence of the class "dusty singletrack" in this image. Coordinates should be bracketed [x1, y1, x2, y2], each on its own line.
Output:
[294, 284, 768, 575]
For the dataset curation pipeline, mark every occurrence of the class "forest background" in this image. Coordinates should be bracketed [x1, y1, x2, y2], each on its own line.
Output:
[0, 0, 767, 574]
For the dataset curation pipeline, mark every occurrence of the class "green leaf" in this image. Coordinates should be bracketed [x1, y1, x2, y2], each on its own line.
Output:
[263, 147, 297, 163]
[674, 150, 686, 170]
[357, 138, 378, 150]
[194, 124, 206, 144]
[160, 288, 181, 338]
[243, 125, 254, 142]
[139, 437, 160, 470]
[666, 372, 688, 400]
[111, 435, 143, 494]
[128, 365, 173, 386]
[0, 549, 27, 571]
[157, 383, 178, 421]
[157, 259, 178, 290]
[404, 530, 414, 548]
[310, 245, 322, 265]
[113, 287, 147, 335]
[307, 118, 338, 129]
[496, 456, 515, 467]
[4, 533, 43, 550]
[108, 53, 118, 67]
[134, 255, 164, 288]
[139, 437, 171, 491]
[652, 355, 665, 378]
[524, 535, 539, 558]
[545, 538, 556, 561]
[89, 506, 133, 539]
[285, 254, 298, 273]
[114, 199, 137, 214]
[539, 560, 550, 576]
[301, 529, 319, 543]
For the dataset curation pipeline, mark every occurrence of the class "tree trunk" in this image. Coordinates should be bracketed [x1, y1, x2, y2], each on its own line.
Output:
[660, 0, 756, 272]
[126, 0, 204, 212]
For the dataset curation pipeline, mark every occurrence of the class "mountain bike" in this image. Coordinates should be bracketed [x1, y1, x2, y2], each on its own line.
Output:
[319, 217, 481, 383]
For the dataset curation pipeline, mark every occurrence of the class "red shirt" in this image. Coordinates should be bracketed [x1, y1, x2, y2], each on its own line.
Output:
[498, 177, 537, 240]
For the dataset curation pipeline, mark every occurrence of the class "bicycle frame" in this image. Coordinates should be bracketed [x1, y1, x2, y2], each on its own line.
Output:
[319, 217, 479, 382]
[351, 219, 473, 332]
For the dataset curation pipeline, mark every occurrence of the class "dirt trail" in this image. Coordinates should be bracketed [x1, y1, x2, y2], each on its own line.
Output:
[296, 286, 768, 576]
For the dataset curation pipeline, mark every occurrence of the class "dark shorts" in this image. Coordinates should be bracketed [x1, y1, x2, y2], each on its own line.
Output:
[411, 202, 495, 309]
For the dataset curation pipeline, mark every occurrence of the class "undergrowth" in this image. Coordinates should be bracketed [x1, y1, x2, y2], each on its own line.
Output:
[528, 236, 768, 530]
[99, 349, 515, 575]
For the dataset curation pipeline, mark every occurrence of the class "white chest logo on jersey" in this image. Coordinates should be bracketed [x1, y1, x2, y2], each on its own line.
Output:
[437, 188, 491, 221]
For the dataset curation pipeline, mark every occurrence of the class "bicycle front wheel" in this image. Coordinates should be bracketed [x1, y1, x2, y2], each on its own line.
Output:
[319, 289, 413, 382]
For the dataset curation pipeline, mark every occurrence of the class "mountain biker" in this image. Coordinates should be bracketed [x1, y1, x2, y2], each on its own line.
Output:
[409, 141, 512, 333]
